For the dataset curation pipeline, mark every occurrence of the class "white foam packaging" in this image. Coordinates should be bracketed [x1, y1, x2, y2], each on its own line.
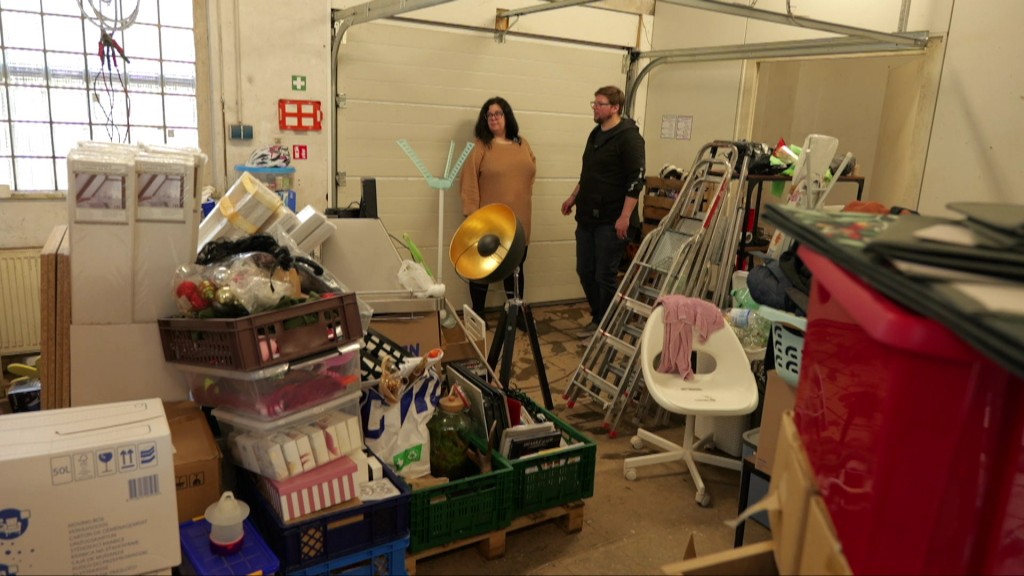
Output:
[67, 146, 137, 325]
[0, 398, 180, 575]
[133, 148, 202, 323]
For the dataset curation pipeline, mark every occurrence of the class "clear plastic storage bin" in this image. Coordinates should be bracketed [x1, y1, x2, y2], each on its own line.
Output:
[176, 342, 360, 421]
[213, 392, 363, 481]
[234, 165, 295, 192]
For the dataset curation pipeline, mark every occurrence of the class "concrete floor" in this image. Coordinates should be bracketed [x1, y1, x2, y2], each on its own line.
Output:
[416, 301, 770, 575]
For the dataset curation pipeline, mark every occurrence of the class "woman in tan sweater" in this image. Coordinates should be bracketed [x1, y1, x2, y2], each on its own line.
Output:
[460, 97, 536, 322]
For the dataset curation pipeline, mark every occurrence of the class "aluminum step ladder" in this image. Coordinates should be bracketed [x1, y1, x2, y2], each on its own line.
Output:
[563, 141, 751, 437]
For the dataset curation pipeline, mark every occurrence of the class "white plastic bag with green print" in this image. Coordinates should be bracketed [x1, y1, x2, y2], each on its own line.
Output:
[360, 357, 442, 478]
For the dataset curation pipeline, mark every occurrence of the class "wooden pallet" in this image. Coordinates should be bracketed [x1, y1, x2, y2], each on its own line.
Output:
[406, 500, 586, 575]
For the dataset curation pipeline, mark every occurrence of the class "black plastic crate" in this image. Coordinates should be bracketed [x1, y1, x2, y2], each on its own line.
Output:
[360, 328, 409, 380]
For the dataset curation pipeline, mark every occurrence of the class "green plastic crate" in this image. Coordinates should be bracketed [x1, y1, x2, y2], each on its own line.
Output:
[508, 391, 597, 516]
[408, 436, 514, 553]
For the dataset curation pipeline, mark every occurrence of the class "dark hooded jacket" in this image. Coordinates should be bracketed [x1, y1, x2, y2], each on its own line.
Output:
[576, 117, 646, 225]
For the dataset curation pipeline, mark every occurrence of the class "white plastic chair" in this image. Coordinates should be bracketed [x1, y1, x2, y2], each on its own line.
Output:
[623, 305, 759, 507]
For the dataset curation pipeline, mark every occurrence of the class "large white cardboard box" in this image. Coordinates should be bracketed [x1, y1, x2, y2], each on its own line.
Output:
[0, 398, 181, 575]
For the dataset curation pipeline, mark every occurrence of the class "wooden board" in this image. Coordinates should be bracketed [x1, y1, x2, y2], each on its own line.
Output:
[57, 228, 71, 407]
[405, 501, 585, 576]
[39, 225, 66, 410]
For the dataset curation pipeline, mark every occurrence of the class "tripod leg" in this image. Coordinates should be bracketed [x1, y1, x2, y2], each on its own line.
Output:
[494, 303, 519, 393]
[523, 304, 553, 410]
[487, 306, 508, 370]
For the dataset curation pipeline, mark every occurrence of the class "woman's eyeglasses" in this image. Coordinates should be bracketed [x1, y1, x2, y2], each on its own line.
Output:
[486, 112, 504, 119]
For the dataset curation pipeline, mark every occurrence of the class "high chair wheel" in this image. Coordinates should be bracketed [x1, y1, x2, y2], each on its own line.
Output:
[630, 436, 644, 450]
[624, 468, 637, 481]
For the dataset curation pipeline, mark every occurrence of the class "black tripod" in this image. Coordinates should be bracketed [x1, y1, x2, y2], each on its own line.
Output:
[485, 268, 553, 410]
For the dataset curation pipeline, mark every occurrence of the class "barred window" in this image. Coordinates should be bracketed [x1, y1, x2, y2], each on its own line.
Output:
[1, 0, 197, 193]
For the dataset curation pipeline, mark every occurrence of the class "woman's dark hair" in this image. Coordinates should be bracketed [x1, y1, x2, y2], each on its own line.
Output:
[474, 96, 521, 146]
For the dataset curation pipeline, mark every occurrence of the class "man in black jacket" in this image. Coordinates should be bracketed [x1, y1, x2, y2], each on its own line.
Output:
[561, 86, 646, 337]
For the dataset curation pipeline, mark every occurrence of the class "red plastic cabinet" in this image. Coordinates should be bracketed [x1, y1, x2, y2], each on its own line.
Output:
[794, 245, 1024, 575]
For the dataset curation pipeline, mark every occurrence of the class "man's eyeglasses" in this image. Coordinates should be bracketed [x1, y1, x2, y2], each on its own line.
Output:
[590, 101, 612, 108]
[486, 112, 504, 119]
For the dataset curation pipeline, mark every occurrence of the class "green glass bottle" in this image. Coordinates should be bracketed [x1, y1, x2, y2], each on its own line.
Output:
[428, 395, 474, 480]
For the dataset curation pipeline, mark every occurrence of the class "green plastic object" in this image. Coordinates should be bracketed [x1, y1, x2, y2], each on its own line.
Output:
[408, 435, 514, 553]
[507, 390, 597, 516]
[402, 233, 433, 278]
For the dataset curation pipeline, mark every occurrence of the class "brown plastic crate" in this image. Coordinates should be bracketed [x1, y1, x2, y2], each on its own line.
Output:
[159, 292, 362, 371]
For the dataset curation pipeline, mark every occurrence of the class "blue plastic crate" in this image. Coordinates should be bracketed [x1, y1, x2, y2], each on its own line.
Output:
[237, 455, 410, 573]
[179, 518, 279, 576]
[286, 535, 408, 576]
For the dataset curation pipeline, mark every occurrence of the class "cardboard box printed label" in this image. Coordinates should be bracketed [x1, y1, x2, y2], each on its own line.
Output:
[0, 399, 180, 575]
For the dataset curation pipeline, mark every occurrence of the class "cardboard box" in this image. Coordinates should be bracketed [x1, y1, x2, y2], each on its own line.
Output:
[662, 412, 851, 576]
[441, 322, 486, 365]
[755, 370, 797, 474]
[0, 398, 181, 574]
[70, 322, 189, 406]
[371, 312, 441, 357]
[165, 401, 222, 523]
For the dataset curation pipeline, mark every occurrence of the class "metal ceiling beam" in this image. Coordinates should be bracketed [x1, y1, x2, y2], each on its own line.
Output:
[641, 33, 928, 60]
[499, 0, 602, 18]
[657, 0, 927, 47]
[625, 35, 928, 115]
[333, 0, 454, 28]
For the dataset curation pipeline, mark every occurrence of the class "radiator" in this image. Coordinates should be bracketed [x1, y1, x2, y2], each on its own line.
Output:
[0, 248, 42, 355]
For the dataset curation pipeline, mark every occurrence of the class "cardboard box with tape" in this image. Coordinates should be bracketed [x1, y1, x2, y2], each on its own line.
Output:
[165, 400, 222, 523]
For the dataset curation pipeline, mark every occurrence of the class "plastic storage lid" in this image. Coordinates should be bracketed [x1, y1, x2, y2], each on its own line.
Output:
[172, 342, 360, 381]
[212, 388, 359, 433]
[799, 246, 973, 358]
[234, 164, 296, 174]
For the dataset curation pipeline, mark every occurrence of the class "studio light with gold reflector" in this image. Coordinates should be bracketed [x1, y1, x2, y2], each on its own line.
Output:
[449, 203, 553, 409]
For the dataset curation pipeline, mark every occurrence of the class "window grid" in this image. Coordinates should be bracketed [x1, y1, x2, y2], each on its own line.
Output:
[0, 3, 196, 193]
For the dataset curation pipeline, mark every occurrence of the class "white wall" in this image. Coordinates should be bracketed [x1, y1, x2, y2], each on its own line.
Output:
[919, 0, 1024, 215]
[207, 0, 334, 210]
[643, 0, 962, 211]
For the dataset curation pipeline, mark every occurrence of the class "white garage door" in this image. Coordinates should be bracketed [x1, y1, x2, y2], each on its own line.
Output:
[335, 20, 628, 308]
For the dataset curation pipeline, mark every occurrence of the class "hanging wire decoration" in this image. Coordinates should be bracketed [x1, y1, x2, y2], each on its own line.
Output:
[78, 0, 140, 143]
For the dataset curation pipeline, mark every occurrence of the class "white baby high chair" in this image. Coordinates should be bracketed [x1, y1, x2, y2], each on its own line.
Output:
[623, 304, 759, 507]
